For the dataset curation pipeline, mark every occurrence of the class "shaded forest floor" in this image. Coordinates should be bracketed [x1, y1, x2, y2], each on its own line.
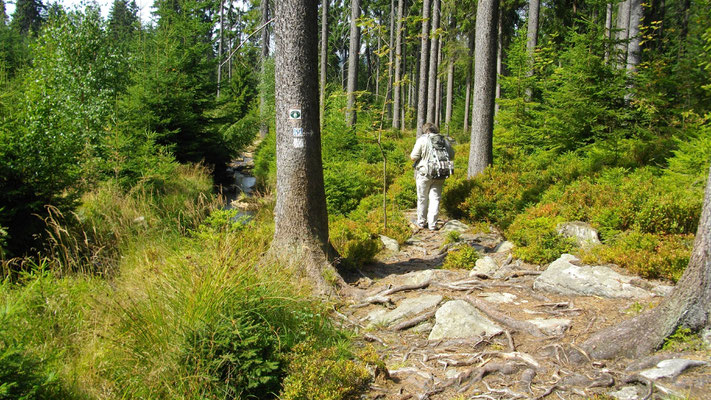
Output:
[337, 211, 711, 400]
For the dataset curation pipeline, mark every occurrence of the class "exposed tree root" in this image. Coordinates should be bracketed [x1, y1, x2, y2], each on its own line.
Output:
[391, 310, 437, 331]
[466, 296, 548, 337]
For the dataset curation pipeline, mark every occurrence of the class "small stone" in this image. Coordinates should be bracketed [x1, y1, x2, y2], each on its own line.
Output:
[608, 386, 641, 400]
[479, 292, 517, 304]
[380, 235, 400, 252]
[527, 318, 572, 336]
[495, 241, 515, 253]
[469, 256, 499, 277]
[441, 220, 470, 234]
[701, 327, 711, 349]
[639, 359, 708, 380]
[428, 300, 503, 340]
[133, 216, 145, 223]
[411, 322, 434, 334]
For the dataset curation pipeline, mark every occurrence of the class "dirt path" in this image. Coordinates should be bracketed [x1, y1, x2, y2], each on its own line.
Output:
[338, 214, 711, 400]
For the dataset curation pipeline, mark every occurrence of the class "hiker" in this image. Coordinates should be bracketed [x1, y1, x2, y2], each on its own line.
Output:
[410, 123, 455, 231]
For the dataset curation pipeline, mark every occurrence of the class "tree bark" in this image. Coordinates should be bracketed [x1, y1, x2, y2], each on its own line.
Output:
[386, 0, 395, 120]
[578, 165, 711, 360]
[320, 0, 328, 130]
[426, 0, 440, 125]
[495, 8, 502, 114]
[416, 0, 431, 136]
[444, 54, 454, 134]
[525, 0, 539, 101]
[604, 3, 612, 62]
[463, 31, 474, 134]
[467, 0, 498, 178]
[435, 36, 442, 126]
[259, 0, 271, 138]
[625, 0, 642, 72]
[392, 0, 404, 130]
[217, 0, 225, 98]
[272, 0, 347, 296]
[346, 0, 361, 127]
[615, 0, 631, 67]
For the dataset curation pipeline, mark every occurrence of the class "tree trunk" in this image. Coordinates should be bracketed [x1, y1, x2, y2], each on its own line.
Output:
[615, 0, 630, 67]
[272, 0, 347, 296]
[604, 3, 612, 62]
[392, 0, 404, 129]
[387, 0, 395, 121]
[467, 0, 498, 178]
[463, 31, 474, 134]
[320, 0, 328, 130]
[435, 36, 442, 126]
[217, 0, 225, 98]
[578, 165, 711, 360]
[426, 0, 440, 124]
[444, 55, 454, 135]
[416, 0, 431, 136]
[259, 0, 271, 138]
[625, 0, 642, 72]
[525, 0, 539, 101]
[495, 8, 502, 114]
[346, 0, 361, 127]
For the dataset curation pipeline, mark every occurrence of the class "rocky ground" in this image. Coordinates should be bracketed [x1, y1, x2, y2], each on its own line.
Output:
[338, 212, 711, 400]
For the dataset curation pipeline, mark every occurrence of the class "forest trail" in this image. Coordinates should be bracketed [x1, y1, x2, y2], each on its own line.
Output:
[339, 212, 711, 400]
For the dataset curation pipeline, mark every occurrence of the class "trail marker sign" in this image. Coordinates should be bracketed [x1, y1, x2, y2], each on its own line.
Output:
[288, 109, 302, 119]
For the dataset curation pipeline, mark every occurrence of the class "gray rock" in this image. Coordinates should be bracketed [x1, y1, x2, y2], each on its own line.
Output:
[556, 221, 601, 247]
[639, 358, 708, 380]
[527, 318, 571, 336]
[428, 300, 503, 340]
[379, 235, 400, 252]
[399, 269, 452, 286]
[608, 386, 642, 400]
[702, 327, 711, 349]
[441, 220, 470, 233]
[478, 292, 517, 304]
[411, 322, 434, 335]
[651, 283, 674, 297]
[534, 254, 652, 298]
[405, 237, 423, 245]
[469, 256, 499, 277]
[368, 295, 443, 327]
[495, 241, 515, 253]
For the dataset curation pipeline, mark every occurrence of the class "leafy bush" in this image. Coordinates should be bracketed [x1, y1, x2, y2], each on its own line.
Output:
[280, 342, 372, 400]
[389, 170, 418, 209]
[347, 194, 412, 245]
[441, 246, 479, 270]
[579, 231, 693, 281]
[330, 218, 380, 268]
[507, 215, 577, 265]
[324, 162, 380, 216]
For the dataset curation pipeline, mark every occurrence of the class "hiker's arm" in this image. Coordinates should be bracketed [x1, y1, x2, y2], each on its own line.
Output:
[410, 140, 422, 161]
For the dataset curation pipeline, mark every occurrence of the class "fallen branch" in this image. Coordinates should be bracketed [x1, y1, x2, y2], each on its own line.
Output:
[364, 333, 388, 347]
[506, 270, 543, 279]
[392, 309, 436, 331]
[465, 296, 548, 338]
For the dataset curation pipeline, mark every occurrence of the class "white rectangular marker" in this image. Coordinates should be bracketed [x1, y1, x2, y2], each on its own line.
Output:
[293, 128, 304, 137]
[293, 137, 305, 148]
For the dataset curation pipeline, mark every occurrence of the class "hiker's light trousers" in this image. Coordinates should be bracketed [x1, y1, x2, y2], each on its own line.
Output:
[416, 172, 444, 230]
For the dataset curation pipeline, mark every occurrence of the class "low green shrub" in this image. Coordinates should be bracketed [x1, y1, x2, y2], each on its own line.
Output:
[389, 169, 418, 210]
[441, 246, 479, 270]
[330, 218, 380, 268]
[348, 194, 412, 245]
[280, 341, 372, 400]
[579, 231, 692, 281]
[507, 215, 577, 265]
[324, 162, 380, 216]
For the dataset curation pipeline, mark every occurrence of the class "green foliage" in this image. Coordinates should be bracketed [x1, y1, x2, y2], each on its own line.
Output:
[324, 162, 380, 216]
[280, 341, 372, 400]
[330, 217, 380, 268]
[441, 246, 479, 270]
[662, 327, 705, 352]
[580, 231, 693, 281]
[507, 215, 577, 265]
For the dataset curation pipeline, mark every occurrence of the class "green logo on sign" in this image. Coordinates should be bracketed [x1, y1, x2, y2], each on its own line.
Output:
[289, 109, 302, 119]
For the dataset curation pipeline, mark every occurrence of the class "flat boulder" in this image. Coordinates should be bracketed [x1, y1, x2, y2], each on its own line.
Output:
[556, 221, 601, 247]
[494, 241, 515, 253]
[527, 317, 571, 336]
[639, 359, 708, 380]
[379, 235, 400, 252]
[368, 294, 443, 328]
[441, 220, 470, 233]
[534, 254, 652, 298]
[428, 300, 503, 340]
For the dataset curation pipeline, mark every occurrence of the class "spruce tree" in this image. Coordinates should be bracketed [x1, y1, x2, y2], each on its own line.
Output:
[10, 0, 44, 35]
[108, 0, 139, 41]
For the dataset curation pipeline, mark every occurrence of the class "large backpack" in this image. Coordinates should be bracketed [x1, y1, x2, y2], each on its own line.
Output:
[424, 134, 454, 179]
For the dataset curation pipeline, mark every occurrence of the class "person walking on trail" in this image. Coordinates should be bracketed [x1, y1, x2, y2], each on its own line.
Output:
[410, 123, 455, 231]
